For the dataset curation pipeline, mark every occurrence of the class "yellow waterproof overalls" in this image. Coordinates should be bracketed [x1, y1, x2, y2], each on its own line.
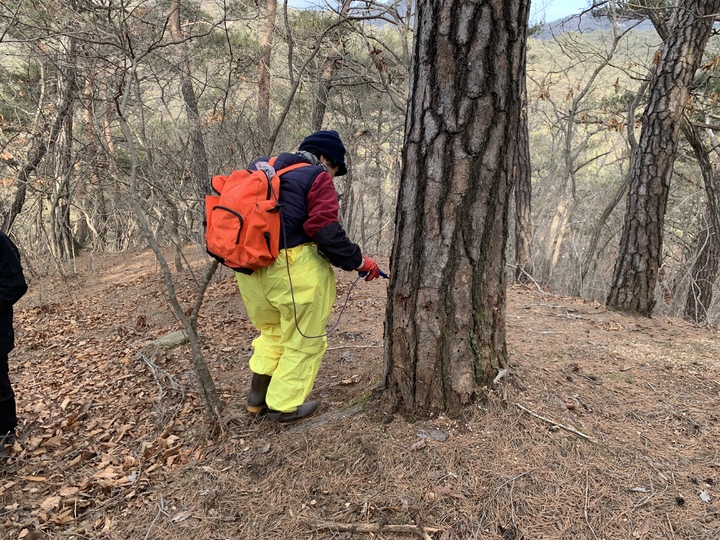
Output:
[236, 243, 335, 413]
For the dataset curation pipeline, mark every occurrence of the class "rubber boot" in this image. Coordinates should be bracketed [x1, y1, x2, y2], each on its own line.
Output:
[246, 373, 272, 414]
[266, 401, 320, 423]
[0, 430, 14, 459]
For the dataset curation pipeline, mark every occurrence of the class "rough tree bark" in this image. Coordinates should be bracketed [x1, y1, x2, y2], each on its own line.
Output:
[383, 0, 530, 416]
[606, 0, 720, 316]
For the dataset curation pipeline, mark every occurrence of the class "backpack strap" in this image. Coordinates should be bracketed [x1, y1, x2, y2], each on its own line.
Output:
[275, 162, 311, 176]
[260, 156, 311, 178]
[261, 160, 312, 201]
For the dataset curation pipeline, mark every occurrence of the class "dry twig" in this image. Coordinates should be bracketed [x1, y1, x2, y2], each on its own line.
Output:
[515, 403, 595, 442]
[507, 263, 546, 292]
[144, 494, 166, 540]
[585, 471, 600, 540]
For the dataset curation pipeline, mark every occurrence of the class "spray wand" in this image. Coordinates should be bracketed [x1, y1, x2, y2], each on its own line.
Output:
[359, 269, 389, 279]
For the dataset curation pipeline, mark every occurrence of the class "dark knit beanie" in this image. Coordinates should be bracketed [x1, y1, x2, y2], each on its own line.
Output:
[298, 130, 347, 176]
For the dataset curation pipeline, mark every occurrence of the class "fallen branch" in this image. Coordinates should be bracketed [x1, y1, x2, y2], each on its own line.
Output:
[506, 263, 545, 293]
[304, 518, 441, 539]
[515, 403, 594, 442]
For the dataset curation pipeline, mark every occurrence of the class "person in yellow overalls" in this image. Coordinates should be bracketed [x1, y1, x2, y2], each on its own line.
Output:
[237, 130, 381, 422]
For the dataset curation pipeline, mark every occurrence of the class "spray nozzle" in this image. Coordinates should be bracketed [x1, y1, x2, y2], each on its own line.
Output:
[359, 269, 389, 279]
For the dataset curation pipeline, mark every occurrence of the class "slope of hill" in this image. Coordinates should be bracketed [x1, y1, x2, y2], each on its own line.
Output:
[2, 247, 719, 539]
[535, 14, 655, 40]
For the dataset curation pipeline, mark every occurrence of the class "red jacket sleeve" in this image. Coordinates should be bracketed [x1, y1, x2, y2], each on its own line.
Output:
[304, 171, 363, 271]
[303, 171, 340, 237]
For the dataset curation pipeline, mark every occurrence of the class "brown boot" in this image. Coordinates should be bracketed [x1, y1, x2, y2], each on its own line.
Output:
[246, 373, 272, 414]
[266, 401, 320, 423]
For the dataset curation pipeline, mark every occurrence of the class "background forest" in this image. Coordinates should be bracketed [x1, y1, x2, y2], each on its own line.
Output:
[1, 1, 719, 324]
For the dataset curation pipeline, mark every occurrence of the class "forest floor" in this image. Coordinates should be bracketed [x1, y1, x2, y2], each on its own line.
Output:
[2, 246, 720, 540]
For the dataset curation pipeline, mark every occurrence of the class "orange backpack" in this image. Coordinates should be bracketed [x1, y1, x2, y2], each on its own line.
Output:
[205, 158, 309, 273]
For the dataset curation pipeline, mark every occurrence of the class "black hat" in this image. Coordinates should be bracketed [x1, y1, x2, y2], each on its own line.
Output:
[298, 130, 347, 176]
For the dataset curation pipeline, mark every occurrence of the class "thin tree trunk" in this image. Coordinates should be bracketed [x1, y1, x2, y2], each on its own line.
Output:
[83, 76, 110, 249]
[76, 78, 97, 249]
[546, 192, 570, 272]
[339, 169, 355, 232]
[683, 120, 720, 324]
[514, 74, 533, 282]
[310, 0, 351, 130]
[684, 213, 720, 323]
[540, 20, 634, 278]
[169, 0, 210, 200]
[581, 79, 648, 286]
[581, 177, 628, 285]
[257, 0, 276, 153]
[49, 34, 78, 262]
[1, 64, 72, 233]
[102, 82, 124, 249]
[116, 57, 221, 424]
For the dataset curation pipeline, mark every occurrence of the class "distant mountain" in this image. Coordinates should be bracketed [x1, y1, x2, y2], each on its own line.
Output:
[533, 14, 655, 40]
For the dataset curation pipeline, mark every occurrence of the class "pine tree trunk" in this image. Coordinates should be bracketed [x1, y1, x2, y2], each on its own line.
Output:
[383, 0, 530, 416]
[607, 0, 720, 316]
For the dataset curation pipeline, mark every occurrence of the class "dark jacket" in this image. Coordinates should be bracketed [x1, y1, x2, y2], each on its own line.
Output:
[0, 232, 28, 356]
[250, 152, 363, 271]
